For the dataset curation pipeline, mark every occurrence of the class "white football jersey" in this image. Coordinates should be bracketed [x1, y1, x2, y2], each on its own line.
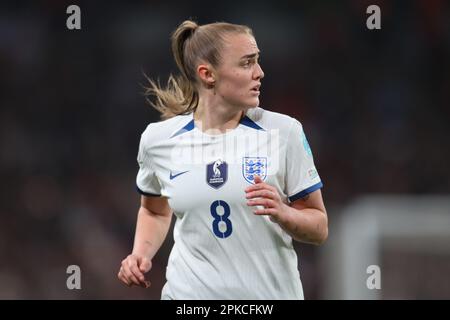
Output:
[136, 107, 322, 300]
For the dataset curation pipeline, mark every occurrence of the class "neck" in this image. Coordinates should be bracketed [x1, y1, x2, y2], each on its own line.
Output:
[194, 95, 245, 134]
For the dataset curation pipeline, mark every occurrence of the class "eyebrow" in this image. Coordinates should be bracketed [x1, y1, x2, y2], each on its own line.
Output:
[240, 52, 260, 60]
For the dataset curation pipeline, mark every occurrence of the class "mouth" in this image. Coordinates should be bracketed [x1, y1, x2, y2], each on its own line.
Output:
[251, 84, 261, 93]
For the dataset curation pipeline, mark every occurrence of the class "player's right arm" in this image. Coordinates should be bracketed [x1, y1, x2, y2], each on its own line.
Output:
[118, 195, 172, 288]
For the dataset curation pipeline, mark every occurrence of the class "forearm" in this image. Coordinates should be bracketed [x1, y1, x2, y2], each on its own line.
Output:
[276, 205, 328, 245]
[132, 206, 172, 260]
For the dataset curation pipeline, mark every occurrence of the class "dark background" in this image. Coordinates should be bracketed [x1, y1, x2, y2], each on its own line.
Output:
[0, 0, 449, 299]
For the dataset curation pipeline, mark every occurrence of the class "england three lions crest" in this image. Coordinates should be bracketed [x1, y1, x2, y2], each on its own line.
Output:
[206, 159, 228, 189]
[242, 157, 267, 184]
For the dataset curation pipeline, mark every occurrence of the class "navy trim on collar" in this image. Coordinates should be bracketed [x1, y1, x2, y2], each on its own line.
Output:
[170, 119, 195, 138]
[239, 115, 265, 131]
[170, 114, 264, 138]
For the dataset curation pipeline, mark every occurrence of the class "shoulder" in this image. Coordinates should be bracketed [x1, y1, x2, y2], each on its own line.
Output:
[140, 114, 193, 147]
[245, 107, 302, 138]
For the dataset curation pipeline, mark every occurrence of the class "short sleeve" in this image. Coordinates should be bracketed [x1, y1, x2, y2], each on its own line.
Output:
[285, 119, 323, 202]
[136, 129, 162, 196]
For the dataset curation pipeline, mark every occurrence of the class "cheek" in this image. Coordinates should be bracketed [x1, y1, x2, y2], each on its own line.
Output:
[223, 73, 249, 94]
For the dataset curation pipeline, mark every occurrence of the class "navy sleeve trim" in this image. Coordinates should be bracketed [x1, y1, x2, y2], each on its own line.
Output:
[288, 181, 323, 202]
[136, 185, 161, 197]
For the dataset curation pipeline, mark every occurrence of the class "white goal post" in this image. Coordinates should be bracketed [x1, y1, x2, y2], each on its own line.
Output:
[320, 195, 450, 299]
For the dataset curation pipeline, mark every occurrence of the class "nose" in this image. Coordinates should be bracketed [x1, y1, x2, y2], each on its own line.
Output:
[253, 62, 264, 80]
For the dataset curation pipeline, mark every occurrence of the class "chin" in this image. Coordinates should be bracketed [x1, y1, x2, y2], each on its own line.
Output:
[247, 98, 260, 108]
[234, 99, 259, 111]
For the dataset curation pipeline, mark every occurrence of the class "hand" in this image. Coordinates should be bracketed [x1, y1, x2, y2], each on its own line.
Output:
[245, 175, 289, 223]
[118, 254, 152, 288]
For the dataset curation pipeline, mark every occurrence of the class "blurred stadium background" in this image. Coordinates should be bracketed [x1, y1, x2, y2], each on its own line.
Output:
[0, 0, 449, 299]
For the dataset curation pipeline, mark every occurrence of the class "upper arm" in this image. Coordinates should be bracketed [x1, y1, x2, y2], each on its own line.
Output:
[141, 195, 172, 217]
[285, 119, 323, 202]
[289, 189, 326, 215]
[136, 126, 163, 196]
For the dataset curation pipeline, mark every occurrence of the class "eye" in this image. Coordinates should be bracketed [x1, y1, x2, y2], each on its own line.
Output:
[242, 58, 257, 68]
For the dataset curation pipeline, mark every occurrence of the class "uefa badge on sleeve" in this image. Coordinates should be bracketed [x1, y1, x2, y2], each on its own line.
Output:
[242, 157, 267, 184]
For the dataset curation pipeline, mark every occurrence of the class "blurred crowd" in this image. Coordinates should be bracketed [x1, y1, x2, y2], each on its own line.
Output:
[0, 0, 449, 299]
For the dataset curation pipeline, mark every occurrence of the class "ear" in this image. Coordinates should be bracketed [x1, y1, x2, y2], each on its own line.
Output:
[197, 63, 215, 87]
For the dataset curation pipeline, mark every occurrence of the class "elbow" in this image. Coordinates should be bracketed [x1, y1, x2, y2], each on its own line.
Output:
[290, 207, 329, 245]
[314, 226, 328, 246]
[313, 214, 328, 246]
[295, 225, 328, 246]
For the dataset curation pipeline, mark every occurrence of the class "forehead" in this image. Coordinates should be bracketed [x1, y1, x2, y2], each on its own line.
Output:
[222, 33, 259, 59]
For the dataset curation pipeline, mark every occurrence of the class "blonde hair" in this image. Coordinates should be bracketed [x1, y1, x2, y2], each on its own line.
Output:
[144, 20, 253, 119]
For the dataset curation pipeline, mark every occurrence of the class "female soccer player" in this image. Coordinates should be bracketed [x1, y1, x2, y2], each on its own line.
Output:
[117, 20, 328, 299]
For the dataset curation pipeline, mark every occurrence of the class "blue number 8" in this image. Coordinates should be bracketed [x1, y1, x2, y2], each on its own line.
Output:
[210, 200, 232, 238]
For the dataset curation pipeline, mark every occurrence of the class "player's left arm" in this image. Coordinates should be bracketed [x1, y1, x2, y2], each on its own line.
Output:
[245, 176, 328, 245]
